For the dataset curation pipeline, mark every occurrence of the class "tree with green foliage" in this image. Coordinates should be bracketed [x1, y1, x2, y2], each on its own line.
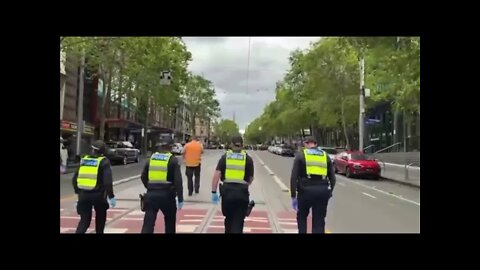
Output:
[214, 119, 240, 144]
[183, 73, 221, 136]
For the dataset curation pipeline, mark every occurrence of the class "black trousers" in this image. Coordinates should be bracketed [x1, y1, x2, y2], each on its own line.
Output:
[76, 192, 109, 234]
[186, 165, 201, 194]
[141, 189, 177, 234]
[297, 184, 332, 234]
[221, 184, 249, 234]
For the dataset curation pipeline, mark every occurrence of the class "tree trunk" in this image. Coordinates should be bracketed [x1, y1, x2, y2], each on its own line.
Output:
[191, 112, 197, 137]
[340, 99, 350, 149]
[99, 67, 112, 141]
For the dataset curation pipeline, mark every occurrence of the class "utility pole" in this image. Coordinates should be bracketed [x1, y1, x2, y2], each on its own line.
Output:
[76, 50, 85, 158]
[359, 55, 365, 152]
[143, 93, 150, 156]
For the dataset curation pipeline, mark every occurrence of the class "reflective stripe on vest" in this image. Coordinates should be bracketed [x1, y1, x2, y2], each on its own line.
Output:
[224, 150, 247, 184]
[304, 149, 328, 176]
[148, 152, 172, 183]
[77, 156, 105, 190]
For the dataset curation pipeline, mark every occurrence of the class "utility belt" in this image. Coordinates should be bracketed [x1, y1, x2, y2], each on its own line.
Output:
[300, 176, 330, 187]
[147, 184, 174, 192]
[78, 188, 105, 196]
[219, 181, 248, 197]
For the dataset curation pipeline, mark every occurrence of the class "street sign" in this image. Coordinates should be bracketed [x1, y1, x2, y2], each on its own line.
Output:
[160, 71, 172, 85]
[365, 88, 371, 97]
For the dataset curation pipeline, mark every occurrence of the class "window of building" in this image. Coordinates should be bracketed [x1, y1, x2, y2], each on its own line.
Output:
[201, 130, 204, 135]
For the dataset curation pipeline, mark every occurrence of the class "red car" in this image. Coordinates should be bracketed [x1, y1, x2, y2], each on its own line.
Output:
[334, 151, 381, 180]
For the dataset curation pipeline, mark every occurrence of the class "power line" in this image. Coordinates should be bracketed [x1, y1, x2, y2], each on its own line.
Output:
[246, 37, 251, 94]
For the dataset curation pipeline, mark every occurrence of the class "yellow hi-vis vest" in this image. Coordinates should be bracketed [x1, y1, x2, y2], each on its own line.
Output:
[224, 150, 248, 184]
[148, 152, 173, 183]
[303, 148, 328, 177]
[77, 156, 105, 190]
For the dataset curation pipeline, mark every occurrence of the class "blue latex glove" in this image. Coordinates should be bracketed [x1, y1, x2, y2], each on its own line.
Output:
[177, 201, 184, 210]
[211, 193, 220, 204]
[291, 198, 298, 211]
[108, 197, 116, 208]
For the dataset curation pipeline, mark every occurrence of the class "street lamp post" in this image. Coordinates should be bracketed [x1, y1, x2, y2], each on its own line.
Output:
[359, 56, 365, 152]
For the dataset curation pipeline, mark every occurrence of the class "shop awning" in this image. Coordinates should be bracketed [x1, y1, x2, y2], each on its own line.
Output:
[60, 120, 95, 136]
[106, 118, 144, 130]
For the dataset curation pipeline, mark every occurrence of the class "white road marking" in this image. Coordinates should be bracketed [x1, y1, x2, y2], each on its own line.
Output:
[104, 228, 128, 233]
[208, 225, 225, 228]
[243, 227, 272, 232]
[273, 175, 290, 192]
[118, 217, 144, 221]
[362, 192, 377, 199]
[179, 219, 203, 222]
[337, 182, 346, 186]
[177, 225, 198, 233]
[278, 221, 297, 226]
[277, 218, 297, 221]
[253, 153, 290, 192]
[245, 217, 268, 220]
[113, 175, 141, 186]
[60, 228, 74, 233]
[343, 178, 420, 206]
[104, 209, 129, 212]
[184, 214, 205, 217]
[244, 219, 269, 223]
[128, 210, 145, 216]
[283, 229, 299, 233]
[264, 165, 275, 175]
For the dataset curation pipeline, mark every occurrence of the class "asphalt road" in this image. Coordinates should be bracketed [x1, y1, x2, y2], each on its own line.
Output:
[253, 150, 420, 233]
[60, 150, 420, 233]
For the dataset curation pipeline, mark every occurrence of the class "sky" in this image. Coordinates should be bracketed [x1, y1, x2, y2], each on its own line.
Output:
[182, 37, 321, 130]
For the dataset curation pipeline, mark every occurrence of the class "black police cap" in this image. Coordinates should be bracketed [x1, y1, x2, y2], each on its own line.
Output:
[91, 140, 106, 152]
[303, 136, 317, 144]
[156, 137, 174, 147]
[231, 135, 243, 146]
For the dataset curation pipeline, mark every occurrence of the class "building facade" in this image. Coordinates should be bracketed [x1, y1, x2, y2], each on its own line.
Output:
[60, 52, 96, 163]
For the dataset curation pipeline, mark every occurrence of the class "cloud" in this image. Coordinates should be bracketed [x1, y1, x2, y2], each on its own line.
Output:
[183, 36, 321, 130]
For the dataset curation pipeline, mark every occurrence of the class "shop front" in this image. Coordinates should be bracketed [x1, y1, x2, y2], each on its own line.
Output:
[60, 120, 95, 163]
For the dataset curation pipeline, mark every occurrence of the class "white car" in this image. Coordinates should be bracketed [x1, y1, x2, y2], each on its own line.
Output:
[318, 147, 338, 164]
[172, 143, 184, 155]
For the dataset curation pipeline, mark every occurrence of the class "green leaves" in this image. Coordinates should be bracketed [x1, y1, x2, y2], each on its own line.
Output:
[214, 119, 240, 143]
[244, 36, 420, 144]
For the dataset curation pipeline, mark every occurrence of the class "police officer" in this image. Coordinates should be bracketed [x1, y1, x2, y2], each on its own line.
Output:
[140, 137, 184, 234]
[290, 136, 336, 234]
[211, 135, 254, 233]
[72, 140, 116, 234]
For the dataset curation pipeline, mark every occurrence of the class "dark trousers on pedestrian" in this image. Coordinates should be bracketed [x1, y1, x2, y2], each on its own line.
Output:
[297, 184, 332, 234]
[141, 189, 177, 234]
[221, 184, 249, 234]
[186, 165, 201, 195]
[76, 192, 109, 234]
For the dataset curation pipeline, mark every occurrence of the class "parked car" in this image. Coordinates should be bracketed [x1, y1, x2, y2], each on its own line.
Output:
[334, 151, 380, 180]
[105, 141, 140, 165]
[172, 143, 184, 155]
[318, 147, 338, 164]
[279, 144, 295, 156]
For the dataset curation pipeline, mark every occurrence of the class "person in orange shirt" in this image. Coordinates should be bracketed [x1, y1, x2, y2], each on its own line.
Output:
[183, 136, 204, 196]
